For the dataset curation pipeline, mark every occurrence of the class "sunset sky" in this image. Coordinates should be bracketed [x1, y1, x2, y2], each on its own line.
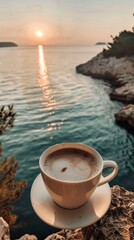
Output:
[0, 0, 133, 46]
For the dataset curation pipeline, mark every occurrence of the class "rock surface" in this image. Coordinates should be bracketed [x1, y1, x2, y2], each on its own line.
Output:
[1, 187, 134, 239]
[45, 229, 83, 240]
[110, 74, 134, 102]
[115, 104, 134, 127]
[16, 234, 37, 240]
[76, 53, 134, 79]
[45, 186, 134, 240]
[0, 218, 37, 240]
[76, 52, 134, 128]
[0, 217, 10, 240]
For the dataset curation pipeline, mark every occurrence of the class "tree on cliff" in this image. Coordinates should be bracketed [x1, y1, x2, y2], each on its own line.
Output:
[0, 105, 27, 226]
[103, 30, 134, 58]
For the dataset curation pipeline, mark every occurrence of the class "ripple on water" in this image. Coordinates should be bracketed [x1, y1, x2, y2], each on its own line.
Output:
[0, 46, 133, 239]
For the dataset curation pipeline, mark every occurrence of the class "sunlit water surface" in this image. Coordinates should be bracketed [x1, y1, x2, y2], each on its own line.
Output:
[0, 45, 133, 239]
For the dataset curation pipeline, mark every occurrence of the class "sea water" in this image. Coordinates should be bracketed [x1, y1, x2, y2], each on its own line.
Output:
[0, 45, 133, 239]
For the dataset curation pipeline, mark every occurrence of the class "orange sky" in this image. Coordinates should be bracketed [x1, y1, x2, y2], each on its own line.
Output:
[0, 0, 133, 46]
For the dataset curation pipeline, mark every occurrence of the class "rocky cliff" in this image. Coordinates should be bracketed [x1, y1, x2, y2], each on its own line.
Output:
[76, 53, 134, 128]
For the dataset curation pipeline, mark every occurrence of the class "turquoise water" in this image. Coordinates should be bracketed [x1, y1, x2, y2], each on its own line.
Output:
[0, 45, 133, 239]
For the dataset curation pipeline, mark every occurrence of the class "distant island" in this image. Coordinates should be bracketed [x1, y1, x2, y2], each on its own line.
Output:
[0, 42, 18, 48]
[95, 42, 107, 45]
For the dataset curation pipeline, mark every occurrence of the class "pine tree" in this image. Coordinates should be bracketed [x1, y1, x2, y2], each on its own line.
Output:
[0, 105, 27, 225]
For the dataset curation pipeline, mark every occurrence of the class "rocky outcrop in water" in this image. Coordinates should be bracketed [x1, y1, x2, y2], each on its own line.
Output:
[110, 74, 134, 102]
[76, 53, 134, 129]
[115, 104, 134, 127]
[76, 53, 134, 79]
[2, 186, 133, 240]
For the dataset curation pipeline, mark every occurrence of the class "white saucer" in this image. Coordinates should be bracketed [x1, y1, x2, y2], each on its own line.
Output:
[30, 174, 111, 229]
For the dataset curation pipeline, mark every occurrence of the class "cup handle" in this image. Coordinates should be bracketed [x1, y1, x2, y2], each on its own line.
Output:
[98, 160, 118, 187]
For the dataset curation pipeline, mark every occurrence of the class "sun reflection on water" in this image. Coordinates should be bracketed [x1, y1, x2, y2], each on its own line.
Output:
[38, 45, 55, 106]
[38, 45, 63, 133]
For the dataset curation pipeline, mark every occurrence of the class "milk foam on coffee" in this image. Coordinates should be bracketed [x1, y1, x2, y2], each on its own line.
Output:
[44, 148, 99, 181]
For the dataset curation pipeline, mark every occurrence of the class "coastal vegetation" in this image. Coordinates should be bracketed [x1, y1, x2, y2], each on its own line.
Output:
[103, 30, 134, 58]
[0, 105, 26, 226]
[0, 105, 15, 134]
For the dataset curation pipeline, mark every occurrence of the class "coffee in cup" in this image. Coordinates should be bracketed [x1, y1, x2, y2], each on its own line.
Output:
[39, 143, 118, 209]
[44, 148, 100, 182]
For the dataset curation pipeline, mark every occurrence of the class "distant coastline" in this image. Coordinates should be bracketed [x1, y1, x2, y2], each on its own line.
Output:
[95, 42, 107, 45]
[0, 42, 18, 48]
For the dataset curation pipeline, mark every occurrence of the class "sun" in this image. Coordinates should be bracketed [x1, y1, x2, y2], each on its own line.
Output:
[36, 30, 43, 38]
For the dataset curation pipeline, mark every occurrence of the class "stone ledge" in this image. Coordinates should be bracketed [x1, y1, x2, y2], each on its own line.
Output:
[44, 186, 134, 240]
[0, 217, 10, 240]
[1, 186, 134, 240]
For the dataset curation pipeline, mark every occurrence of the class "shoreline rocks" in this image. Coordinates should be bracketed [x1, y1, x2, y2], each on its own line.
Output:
[0, 217, 10, 240]
[76, 53, 134, 78]
[1, 186, 134, 240]
[76, 52, 134, 128]
[110, 74, 134, 102]
[115, 104, 134, 127]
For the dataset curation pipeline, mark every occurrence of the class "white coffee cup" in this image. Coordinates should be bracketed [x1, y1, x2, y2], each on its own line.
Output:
[39, 143, 118, 209]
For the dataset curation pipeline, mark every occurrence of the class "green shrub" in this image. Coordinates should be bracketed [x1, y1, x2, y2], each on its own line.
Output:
[103, 30, 134, 58]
